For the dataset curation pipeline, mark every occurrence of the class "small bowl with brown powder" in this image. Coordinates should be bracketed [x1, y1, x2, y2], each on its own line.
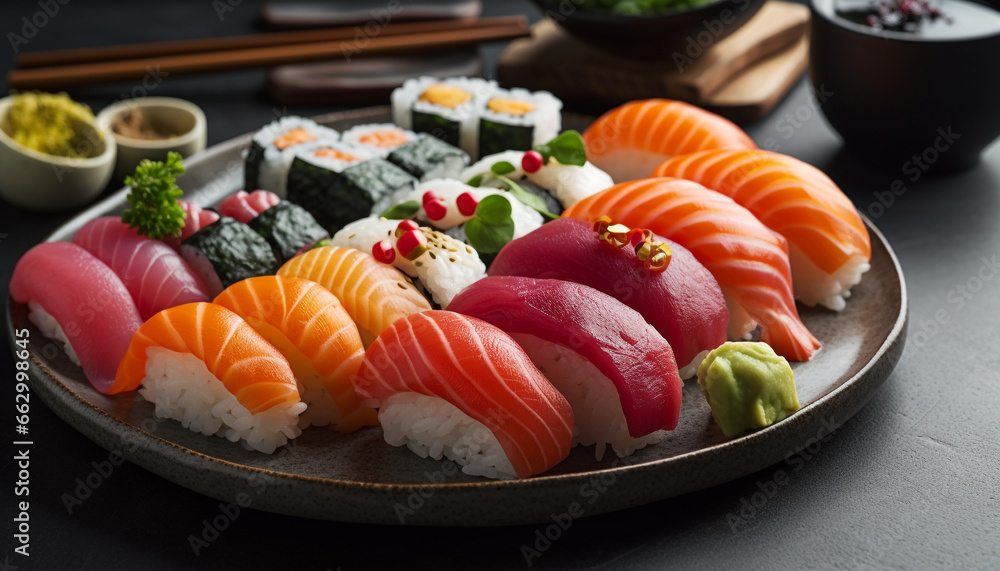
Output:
[96, 97, 206, 181]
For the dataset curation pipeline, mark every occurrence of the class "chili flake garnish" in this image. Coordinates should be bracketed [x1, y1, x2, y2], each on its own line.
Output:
[593, 215, 672, 272]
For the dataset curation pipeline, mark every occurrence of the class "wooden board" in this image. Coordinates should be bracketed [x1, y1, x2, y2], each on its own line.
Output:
[498, 1, 809, 122]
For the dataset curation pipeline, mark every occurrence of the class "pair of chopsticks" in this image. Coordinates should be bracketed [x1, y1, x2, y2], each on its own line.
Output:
[7, 16, 530, 91]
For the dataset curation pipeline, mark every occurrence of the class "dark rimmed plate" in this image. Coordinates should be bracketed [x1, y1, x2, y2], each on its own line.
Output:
[6, 106, 907, 526]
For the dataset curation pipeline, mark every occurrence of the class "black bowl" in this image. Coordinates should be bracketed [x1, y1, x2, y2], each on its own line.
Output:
[809, 0, 1000, 171]
[530, 0, 766, 58]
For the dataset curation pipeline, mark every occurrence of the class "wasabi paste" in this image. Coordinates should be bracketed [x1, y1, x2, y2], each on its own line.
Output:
[4, 91, 100, 158]
[697, 342, 800, 438]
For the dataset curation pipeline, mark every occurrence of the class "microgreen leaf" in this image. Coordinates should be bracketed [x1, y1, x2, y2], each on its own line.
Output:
[121, 151, 186, 240]
[380, 200, 420, 220]
[535, 130, 587, 167]
[497, 175, 559, 221]
[466, 174, 484, 188]
[490, 160, 516, 175]
[465, 194, 515, 254]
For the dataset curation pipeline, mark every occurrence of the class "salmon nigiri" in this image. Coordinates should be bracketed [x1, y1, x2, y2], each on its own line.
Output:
[356, 311, 574, 479]
[653, 149, 872, 311]
[564, 177, 821, 362]
[73, 216, 210, 320]
[583, 99, 756, 183]
[214, 275, 377, 432]
[277, 245, 431, 345]
[116, 302, 305, 453]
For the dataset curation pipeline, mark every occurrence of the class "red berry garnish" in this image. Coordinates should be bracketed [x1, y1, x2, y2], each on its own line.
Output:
[421, 190, 441, 206]
[397, 229, 428, 260]
[394, 219, 419, 237]
[521, 150, 544, 174]
[456, 191, 480, 217]
[424, 198, 447, 221]
[372, 239, 396, 264]
[627, 228, 646, 247]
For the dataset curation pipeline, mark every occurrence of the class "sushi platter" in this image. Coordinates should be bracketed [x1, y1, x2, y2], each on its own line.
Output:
[7, 104, 907, 526]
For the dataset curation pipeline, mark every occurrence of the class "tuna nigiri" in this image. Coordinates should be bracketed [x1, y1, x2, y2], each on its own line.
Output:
[213, 276, 376, 432]
[488, 217, 728, 376]
[449, 276, 682, 460]
[356, 311, 574, 479]
[653, 150, 872, 310]
[116, 302, 305, 453]
[73, 216, 210, 320]
[277, 245, 431, 344]
[583, 99, 757, 183]
[564, 177, 821, 362]
[10, 242, 143, 394]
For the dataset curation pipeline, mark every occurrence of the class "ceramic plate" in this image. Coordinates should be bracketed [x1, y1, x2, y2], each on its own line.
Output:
[6, 107, 907, 526]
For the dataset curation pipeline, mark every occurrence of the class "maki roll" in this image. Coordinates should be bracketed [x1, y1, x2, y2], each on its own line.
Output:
[477, 87, 562, 158]
[219, 190, 329, 262]
[180, 216, 280, 297]
[249, 202, 329, 262]
[243, 116, 339, 197]
[340, 123, 418, 157]
[285, 142, 416, 234]
[391, 76, 495, 158]
[386, 134, 470, 182]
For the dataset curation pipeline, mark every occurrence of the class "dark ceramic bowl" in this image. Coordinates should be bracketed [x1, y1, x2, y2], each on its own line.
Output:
[809, 0, 1000, 171]
[530, 0, 766, 58]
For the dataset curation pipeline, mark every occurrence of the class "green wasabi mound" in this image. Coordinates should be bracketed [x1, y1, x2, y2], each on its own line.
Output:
[697, 342, 800, 439]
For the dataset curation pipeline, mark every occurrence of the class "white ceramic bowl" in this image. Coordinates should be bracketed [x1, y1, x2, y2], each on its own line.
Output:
[96, 97, 207, 182]
[0, 96, 116, 212]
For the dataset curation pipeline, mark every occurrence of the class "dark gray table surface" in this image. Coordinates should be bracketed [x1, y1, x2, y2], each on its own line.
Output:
[1, 1, 998, 569]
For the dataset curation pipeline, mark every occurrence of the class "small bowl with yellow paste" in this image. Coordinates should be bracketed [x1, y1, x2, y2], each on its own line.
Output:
[0, 92, 116, 212]
[96, 97, 207, 182]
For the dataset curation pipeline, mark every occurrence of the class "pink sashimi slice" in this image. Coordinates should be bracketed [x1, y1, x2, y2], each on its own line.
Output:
[218, 190, 280, 223]
[9, 242, 143, 394]
[164, 200, 221, 250]
[73, 217, 210, 320]
[488, 217, 727, 375]
[448, 276, 683, 438]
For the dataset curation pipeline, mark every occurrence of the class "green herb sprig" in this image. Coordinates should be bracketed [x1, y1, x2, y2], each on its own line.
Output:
[380, 200, 420, 220]
[121, 151, 186, 240]
[465, 194, 515, 254]
[466, 161, 559, 221]
[534, 130, 586, 167]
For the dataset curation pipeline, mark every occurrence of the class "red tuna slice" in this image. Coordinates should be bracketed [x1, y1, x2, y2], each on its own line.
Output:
[10, 242, 143, 394]
[488, 217, 727, 375]
[448, 276, 683, 438]
[73, 216, 210, 320]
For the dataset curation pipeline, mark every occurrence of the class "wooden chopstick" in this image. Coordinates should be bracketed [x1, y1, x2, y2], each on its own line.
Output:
[16, 16, 525, 69]
[7, 17, 529, 90]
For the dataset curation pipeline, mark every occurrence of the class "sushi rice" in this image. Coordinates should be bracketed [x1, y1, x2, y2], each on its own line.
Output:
[402, 178, 544, 239]
[340, 123, 417, 157]
[140, 348, 306, 454]
[460, 150, 614, 209]
[331, 217, 486, 308]
[28, 301, 80, 366]
[378, 392, 517, 479]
